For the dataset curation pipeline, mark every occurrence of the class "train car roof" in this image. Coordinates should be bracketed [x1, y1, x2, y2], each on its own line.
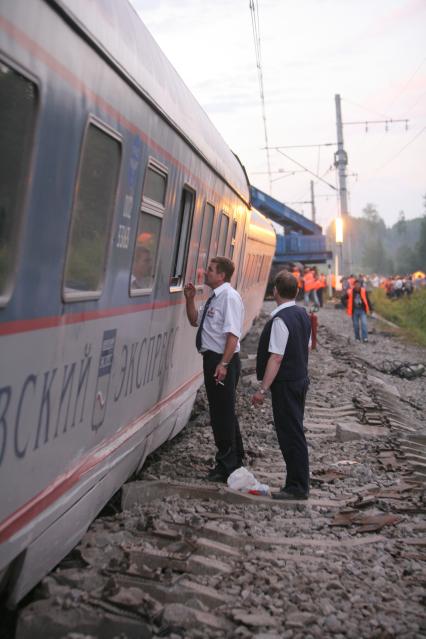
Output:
[248, 207, 277, 244]
[52, 0, 250, 204]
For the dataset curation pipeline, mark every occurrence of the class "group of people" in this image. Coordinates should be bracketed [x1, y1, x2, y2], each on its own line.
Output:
[383, 275, 415, 298]
[184, 257, 311, 501]
[290, 266, 328, 310]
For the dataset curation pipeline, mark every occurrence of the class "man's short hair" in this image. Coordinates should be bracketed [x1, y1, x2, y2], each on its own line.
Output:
[211, 257, 235, 282]
[274, 270, 298, 299]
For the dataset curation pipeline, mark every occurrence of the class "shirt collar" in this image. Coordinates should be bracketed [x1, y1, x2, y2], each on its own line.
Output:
[212, 282, 231, 297]
[271, 300, 296, 316]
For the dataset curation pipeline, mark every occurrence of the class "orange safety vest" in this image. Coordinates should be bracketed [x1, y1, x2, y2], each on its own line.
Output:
[292, 269, 301, 287]
[347, 288, 370, 316]
[303, 271, 315, 292]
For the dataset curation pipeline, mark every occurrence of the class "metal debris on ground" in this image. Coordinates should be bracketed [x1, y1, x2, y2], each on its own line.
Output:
[380, 360, 425, 379]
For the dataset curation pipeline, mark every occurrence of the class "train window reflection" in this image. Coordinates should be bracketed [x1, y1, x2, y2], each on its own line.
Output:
[216, 212, 229, 256]
[170, 188, 195, 288]
[144, 165, 167, 204]
[64, 122, 121, 300]
[229, 220, 237, 259]
[195, 202, 214, 286]
[0, 62, 37, 304]
[131, 213, 161, 291]
[131, 161, 167, 295]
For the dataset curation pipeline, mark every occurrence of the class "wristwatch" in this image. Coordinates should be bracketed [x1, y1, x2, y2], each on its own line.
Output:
[220, 361, 229, 367]
[259, 387, 267, 395]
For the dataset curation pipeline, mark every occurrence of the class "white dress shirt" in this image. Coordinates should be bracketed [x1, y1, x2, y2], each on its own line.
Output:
[269, 300, 311, 355]
[197, 282, 244, 354]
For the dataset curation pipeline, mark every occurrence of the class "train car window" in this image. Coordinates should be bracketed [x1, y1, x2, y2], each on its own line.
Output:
[194, 202, 214, 286]
[64, 122, 121, 300]
[170, 188, 195, 288]
[243, 253, 252, 289]
[131, 163, 167, 294]
[0, 62, 37, 305]
[229, 220, 237, 259]
[216, 213, 229, 256]
[143, 165, 167, 205]
[256, 255, 263, 282]
[236, 232, 247, 287]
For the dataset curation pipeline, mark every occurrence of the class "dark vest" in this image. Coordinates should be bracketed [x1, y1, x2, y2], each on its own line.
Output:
[256, 305, 311, 382]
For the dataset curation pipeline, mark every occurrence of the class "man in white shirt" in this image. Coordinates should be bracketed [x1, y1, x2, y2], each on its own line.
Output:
[184, 257, 245, 482]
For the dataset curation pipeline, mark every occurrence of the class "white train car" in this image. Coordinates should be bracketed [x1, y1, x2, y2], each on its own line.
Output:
[0, 0, 276, 605]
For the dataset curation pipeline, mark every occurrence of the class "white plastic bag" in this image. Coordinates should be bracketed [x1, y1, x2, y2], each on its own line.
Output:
[227, 467, 269, 496]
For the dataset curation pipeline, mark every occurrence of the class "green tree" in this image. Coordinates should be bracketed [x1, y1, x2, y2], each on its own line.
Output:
[395, 210, 407, 237]
[360, 204, 389, 272]
[362, 203, 381, 225]
[362, 236, 388, 273]
[395, 244, 417, 273]
[416, 213, 426, 270]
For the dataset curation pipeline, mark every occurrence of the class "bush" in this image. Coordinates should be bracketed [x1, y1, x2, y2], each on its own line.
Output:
[371, 288, 426, 346]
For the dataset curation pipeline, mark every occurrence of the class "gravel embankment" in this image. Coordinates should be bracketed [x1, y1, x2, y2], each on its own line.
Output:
[10, 302, 426, 639]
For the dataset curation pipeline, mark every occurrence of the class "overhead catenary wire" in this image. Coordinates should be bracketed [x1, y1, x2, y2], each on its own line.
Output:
[275, 148, 337, 192]
[346, 57, 425, 186]
[372, 125, 426, 174]
[249, 0, 272, 193]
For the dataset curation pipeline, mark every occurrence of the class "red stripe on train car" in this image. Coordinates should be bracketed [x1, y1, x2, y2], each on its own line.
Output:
[0, 371, 203, 543]
[0, 297, 186, 336]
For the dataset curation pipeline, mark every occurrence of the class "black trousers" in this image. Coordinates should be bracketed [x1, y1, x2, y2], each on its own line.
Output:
[202, 350, 244, 472]
[270, 376, 310, 494]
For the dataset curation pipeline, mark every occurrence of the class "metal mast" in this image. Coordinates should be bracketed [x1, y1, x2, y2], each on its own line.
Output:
[310, 180, 316, 223]
[334, 94, 352, 274]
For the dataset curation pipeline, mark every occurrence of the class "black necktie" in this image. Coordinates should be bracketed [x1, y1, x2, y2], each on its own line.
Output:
[196, 294, 214, 352]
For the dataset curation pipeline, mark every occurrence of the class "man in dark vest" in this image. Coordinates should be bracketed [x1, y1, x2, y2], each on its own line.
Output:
[252, 270, 311, 499]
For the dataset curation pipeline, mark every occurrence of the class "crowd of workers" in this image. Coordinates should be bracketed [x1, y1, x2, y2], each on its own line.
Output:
[289, 266, 328, 311]
[289, 266, 426, 308]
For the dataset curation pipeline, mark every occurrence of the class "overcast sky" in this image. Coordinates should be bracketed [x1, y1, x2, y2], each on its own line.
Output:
[130, 0, 425, 230]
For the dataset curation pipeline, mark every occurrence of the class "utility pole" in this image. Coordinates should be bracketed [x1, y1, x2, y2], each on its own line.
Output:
[310, 180, 316, 223]
[334, 94, 352, 275]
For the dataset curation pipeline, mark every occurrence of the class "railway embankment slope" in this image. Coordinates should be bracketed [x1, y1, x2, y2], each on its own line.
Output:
[10, 302, 426, 639]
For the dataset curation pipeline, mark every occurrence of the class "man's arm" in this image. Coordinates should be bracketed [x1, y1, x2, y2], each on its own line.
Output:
[252, 353, 283, 405]
[214, 333, 239, 382]
[183, 283, 198, 326]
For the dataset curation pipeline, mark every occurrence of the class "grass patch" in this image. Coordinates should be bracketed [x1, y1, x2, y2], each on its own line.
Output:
[371, 288, 426, 347]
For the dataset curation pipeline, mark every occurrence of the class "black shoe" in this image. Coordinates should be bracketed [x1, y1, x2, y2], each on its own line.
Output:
[272, 489, 309, 501]
[206, 467, 228, 483]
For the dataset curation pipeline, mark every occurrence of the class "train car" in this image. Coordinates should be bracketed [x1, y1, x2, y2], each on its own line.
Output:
[0, 0, 276, 605]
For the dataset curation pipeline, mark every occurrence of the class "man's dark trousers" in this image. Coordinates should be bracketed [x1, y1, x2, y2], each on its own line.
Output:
[271, 376, 309, 495]
[203, 350, 244, 473]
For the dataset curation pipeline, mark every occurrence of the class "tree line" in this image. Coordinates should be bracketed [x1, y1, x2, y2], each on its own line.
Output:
[327, 194, 426, 275]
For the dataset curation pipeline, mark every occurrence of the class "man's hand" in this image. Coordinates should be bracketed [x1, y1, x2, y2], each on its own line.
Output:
[214, 363, 227, 383]
[252, 390, 265, 406]
[184, 282, 196, 300]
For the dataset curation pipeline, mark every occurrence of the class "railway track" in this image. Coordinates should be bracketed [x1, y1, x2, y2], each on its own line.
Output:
[6, 304, 426, 639]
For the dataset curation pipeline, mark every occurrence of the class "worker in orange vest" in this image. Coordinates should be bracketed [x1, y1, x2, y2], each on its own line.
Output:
[316, 273, 327, 307]
[346, 279, 372, 342]
[303, 267, 319, 310]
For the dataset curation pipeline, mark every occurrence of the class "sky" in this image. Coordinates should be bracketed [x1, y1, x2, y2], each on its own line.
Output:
[130, 0, 426, 231]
